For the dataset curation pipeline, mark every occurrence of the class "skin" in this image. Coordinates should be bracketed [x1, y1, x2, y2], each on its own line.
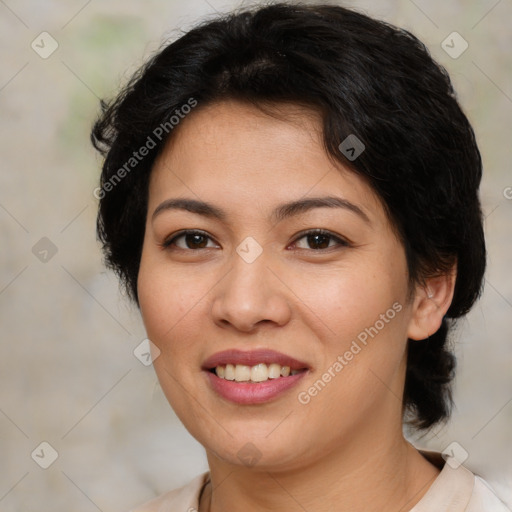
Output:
[137, 99, 456, 512]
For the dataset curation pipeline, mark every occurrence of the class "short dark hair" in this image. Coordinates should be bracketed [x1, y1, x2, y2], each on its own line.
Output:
[91, 2, 486, 430]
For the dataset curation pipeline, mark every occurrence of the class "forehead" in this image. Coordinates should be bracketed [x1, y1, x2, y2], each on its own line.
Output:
[148, 99, 386, 224]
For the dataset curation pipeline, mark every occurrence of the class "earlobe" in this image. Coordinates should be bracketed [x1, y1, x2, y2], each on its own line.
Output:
[407, 266, 457, 341]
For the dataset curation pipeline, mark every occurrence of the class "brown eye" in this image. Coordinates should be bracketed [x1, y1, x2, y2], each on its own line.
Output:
[291, 230, 350, 251]
[162, 230, 217, 250]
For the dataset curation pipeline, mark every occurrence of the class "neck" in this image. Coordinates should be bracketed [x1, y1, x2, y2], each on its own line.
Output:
[202, 431, 440, 512]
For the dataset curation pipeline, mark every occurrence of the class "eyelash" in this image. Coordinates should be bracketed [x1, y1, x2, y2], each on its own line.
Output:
[160, 229, 351, 252]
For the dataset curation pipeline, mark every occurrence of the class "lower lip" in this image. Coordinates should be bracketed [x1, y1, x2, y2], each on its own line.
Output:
[204, 370, 308, 404]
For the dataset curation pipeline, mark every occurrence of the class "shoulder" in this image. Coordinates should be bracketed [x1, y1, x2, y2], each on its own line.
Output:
[466, 476, 511, 512]
[128, 471, 210, 512]
[412, 451, 510, 511]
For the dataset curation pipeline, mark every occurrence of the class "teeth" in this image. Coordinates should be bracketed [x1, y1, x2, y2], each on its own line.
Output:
[268, 363, 281, 379]
[235, 365, 251, 382]
[251, 363, 268, 382]
[224, 364, 235, 380]
[213, 363, 304, 383]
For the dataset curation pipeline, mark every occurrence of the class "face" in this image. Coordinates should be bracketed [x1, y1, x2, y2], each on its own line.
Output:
[138, 100, 419, 471]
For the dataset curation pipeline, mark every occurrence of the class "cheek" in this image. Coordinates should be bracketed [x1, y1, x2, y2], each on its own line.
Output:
[298, 252, 410, 398]
[137, 254, 207, 405]
[299, 292, 407, 437]
[138, 251, 198, 336]
[137, 250, 221, 378]
[302, 260, 405, 342]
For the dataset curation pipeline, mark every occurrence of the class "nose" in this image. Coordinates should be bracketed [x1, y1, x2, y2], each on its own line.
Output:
[210, 247, 292, 333]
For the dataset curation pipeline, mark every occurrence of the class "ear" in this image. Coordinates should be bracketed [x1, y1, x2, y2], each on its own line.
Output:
[407, 265, 457, 341]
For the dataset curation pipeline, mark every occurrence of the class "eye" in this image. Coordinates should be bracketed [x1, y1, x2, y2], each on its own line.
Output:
[161, 230, 218, 250]
[290, 229, 350, 251]
[161, 228, 350, 252]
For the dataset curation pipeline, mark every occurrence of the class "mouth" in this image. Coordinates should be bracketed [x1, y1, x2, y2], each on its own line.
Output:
[207, 363, 307, 383]
[202, 349, 310, 404]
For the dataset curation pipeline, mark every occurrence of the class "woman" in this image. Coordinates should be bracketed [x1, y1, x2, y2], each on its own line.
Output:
[91, 3, 509, 511]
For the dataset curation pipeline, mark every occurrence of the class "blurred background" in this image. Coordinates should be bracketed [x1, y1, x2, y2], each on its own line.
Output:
[0, 0, 510, 510]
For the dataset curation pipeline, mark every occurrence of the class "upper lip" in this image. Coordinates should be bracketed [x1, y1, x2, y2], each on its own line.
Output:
[202, 349, 310, 371]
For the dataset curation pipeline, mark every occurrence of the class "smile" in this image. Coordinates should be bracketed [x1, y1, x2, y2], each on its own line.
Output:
[211, 363, 304, 383]
[202, 349, 310, 404]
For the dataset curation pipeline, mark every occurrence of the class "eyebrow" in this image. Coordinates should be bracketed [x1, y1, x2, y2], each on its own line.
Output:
[152, 196, 370, 224]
